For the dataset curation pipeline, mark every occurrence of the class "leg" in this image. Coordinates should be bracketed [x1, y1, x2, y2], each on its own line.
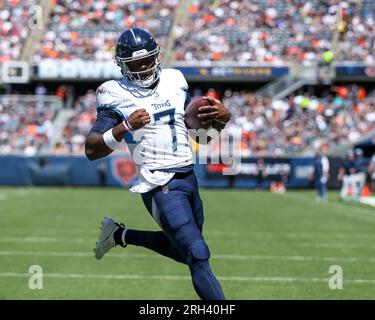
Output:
[351, 174, 360, 201]
[340, 175, 348, 199]
[322, 183, 328, 201]
[122, 190, 187, 264]
[125, 229, 187, 264]
[358, 172, 366, 197]
[315, 181, 322, 201]
[151, 173, 225, 300]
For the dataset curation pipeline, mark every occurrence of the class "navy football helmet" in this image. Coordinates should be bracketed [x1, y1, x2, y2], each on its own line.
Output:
[114, 28, 161, 88]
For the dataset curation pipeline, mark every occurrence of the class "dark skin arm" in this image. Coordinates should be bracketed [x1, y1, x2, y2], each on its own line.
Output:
[85, 109, 150, 161]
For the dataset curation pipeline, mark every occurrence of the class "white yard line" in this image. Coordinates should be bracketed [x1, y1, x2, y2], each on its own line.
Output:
[1, 236, 374, 251]
[0, 272, 374, 284]
[0, 236, 88, 244]
[1, 233, 375, 246]
[0, 250, 374, 262]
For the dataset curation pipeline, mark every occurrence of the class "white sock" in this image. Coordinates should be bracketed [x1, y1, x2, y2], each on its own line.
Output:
[121, 228, 128, 246]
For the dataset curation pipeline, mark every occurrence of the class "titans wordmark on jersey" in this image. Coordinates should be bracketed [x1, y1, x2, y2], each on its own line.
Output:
[96, 68, 194, 171]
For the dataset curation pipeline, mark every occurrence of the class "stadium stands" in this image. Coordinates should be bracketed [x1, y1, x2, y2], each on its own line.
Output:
[27, 0, 373, 64]
[0, 94, 61, 155]
[58, 89, 96, 155]
[33, 0, 179, 62]
[174, 0, 366, 64]
[224, 84, 375, 156]
[337, 0, 375, 63]
[0, 0, 37, 62]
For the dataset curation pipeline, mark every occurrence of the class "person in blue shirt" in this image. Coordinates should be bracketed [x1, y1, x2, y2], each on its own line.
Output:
[352, 148, 368, 201]
[313, 149, 330, 201]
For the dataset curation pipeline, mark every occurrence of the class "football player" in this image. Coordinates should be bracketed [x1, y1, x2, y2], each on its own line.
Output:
[85, 28, 231, 300]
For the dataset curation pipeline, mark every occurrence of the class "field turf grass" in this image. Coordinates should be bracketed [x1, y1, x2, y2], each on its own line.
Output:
[0, 187, 374, 299]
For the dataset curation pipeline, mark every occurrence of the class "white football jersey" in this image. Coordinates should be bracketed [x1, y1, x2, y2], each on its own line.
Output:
[96, 69, 194, 191]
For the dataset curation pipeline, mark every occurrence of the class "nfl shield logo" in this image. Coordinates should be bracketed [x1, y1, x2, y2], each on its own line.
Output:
[162, 185, 169, 194]
[112, 158, 137, 185]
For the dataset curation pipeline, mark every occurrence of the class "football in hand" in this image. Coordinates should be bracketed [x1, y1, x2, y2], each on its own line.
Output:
[184, 96, 213, 130]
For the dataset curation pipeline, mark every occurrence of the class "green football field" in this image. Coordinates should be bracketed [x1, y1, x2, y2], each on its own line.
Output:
[0, 187, 375, 300]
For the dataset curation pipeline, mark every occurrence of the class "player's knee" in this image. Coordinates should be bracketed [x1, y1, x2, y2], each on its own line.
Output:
[189, 240, 211, 262]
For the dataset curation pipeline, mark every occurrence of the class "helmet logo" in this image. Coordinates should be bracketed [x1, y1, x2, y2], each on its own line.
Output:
[132, 49, 148, 58]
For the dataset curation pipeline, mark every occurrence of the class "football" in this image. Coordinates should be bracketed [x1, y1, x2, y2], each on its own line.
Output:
[184, 96, 213, 129]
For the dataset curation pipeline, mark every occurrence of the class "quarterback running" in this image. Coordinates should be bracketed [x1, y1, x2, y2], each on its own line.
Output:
[85, 28, 231, 300]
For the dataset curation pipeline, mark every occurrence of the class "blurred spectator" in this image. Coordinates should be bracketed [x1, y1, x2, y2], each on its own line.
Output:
[352, 148, 367, 200]
[370, 155, 375, 192]
[337, 149, 356, 201]
[35, 83, 47, 96]
[53, 142, 69, 154]
[313, 148, 330, 202]
[98, 161, 108, 187]
[255, 158, 267, 189]
[56, 84, 75, 108]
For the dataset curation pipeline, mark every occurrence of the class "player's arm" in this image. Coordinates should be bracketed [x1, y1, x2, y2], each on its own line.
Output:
[198, 96, 231, 130]
[85, 109, 150, 161]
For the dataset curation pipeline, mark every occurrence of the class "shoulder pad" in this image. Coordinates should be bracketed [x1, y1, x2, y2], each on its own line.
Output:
[162, 68, 188, 90]
[96, 80, 121, 111]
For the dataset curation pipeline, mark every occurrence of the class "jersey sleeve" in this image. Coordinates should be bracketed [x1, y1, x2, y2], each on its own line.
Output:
[89, 109, 122, 134]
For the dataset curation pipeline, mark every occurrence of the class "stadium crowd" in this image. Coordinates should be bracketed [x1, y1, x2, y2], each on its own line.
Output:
[174, 0, 373, 64]
[220, 84, 375, 156]
[33, 0, 178, 62]
[57, 89, 96, 155]
[19, 0, 373, 64]
[1, 0, 373, 64]
[0, 94, 56, 156]
[0, 0, 37, 62]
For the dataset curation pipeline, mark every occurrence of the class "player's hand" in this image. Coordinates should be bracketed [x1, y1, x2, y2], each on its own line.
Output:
[198, 96, 231, 126]
[127, 109, 151, 130]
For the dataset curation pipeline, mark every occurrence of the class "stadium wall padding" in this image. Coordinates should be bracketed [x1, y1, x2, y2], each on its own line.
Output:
[0, 156, 342, 189]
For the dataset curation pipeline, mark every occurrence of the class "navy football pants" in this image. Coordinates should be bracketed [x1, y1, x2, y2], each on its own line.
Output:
[125, 171, 225, 300]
